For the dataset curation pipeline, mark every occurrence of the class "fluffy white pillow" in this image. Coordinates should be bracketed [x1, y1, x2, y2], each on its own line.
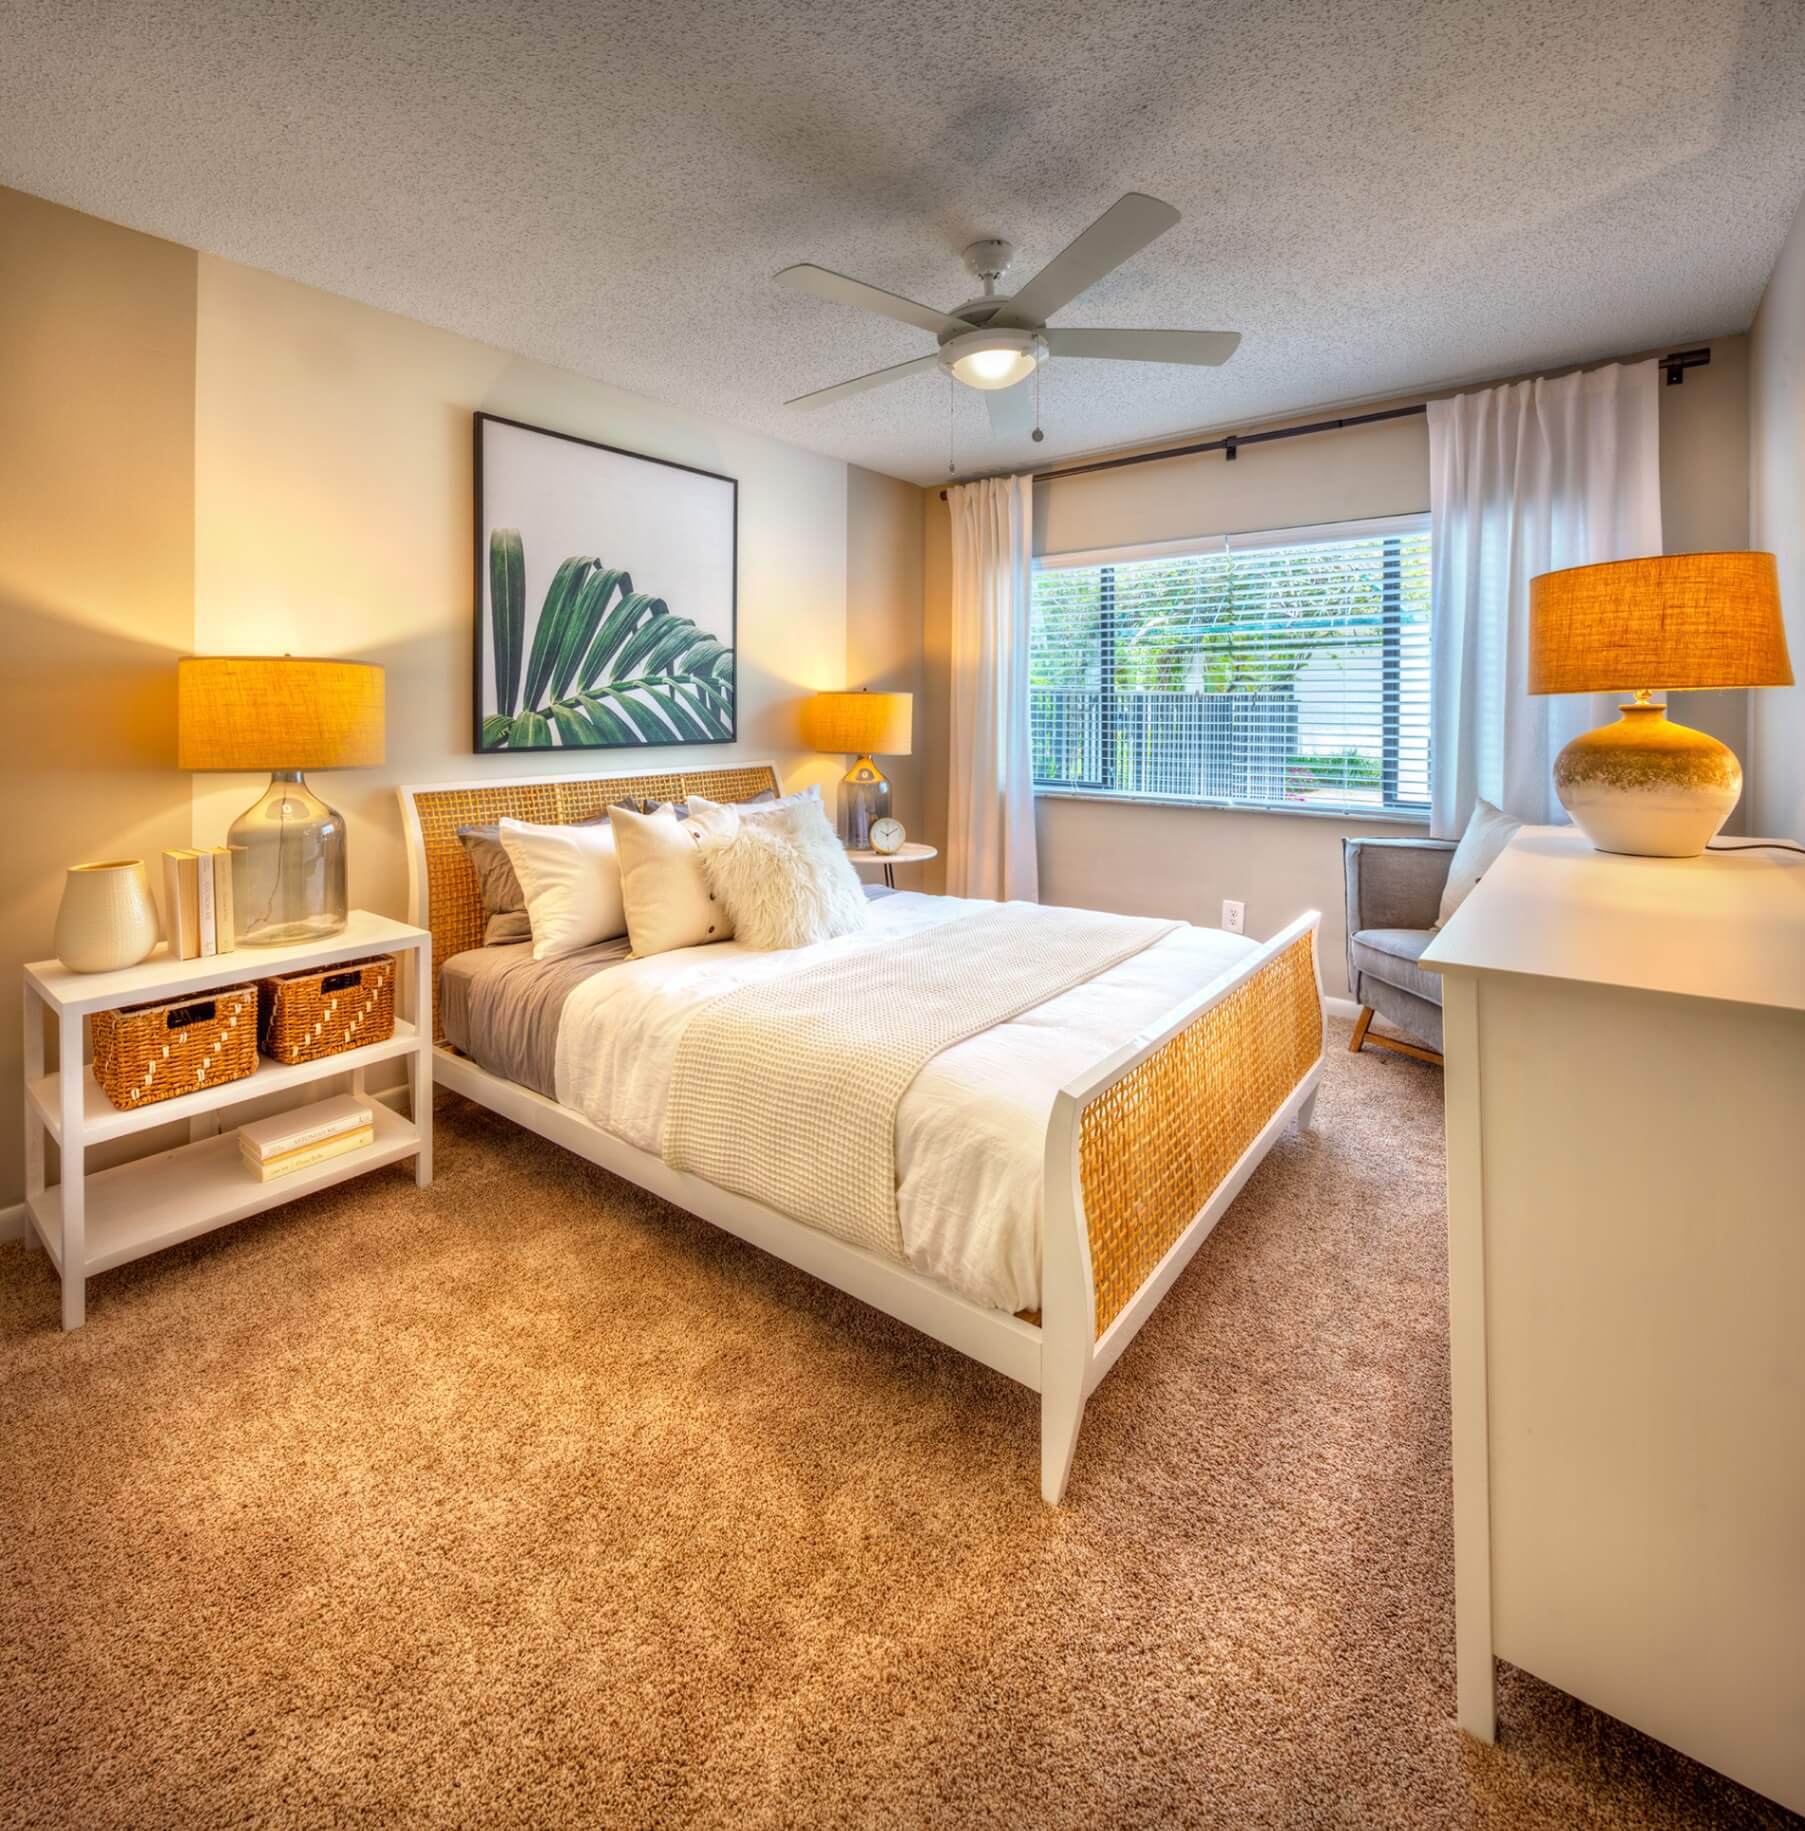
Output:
[693, 794, 871, 950]
[1437, 798, 1522, 926]
[611, 801, 738, 955]
[497, 817, 627, 963]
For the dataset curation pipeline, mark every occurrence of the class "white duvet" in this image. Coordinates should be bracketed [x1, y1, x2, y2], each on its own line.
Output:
[555, 892, 1259, 1314]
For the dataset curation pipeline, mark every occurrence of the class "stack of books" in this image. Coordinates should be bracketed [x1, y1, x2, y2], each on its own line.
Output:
[162, 847, 237, 959]
[239, 1095, 375, 1183]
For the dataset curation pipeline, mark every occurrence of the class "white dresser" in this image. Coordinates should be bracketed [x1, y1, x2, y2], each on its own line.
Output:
[1421, 829, 1805, 1813]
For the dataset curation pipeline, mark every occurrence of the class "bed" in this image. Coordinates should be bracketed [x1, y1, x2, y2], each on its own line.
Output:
[400, 762, 1325, 1502]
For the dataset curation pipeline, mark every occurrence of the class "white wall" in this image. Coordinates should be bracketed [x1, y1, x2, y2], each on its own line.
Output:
[191, 256, 860, 920]
[1750, 190, 1805, 841]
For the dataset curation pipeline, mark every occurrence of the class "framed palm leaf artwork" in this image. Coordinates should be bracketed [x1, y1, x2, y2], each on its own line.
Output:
[473, 413, 737, 751]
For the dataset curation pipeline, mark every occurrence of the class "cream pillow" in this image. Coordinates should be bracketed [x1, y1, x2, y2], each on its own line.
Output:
[693, 794, 871, 950]
[611, 801, 738, 955]
[497, 817, 628, 963]
[1437, 799, 1522, 926]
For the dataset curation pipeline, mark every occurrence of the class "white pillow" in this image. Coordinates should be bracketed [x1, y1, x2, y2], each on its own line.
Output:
[693, 794, 871, 950]
[497, 817, 627, 962]
[1437, 799, 1522, 926]
[667, 783, 822, 822]
[611, 801, 738, 955]
[746, 783, 823, 820]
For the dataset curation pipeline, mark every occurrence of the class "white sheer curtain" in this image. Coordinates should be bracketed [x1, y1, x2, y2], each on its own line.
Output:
[946, 474, 1039, 901]
[1428, 360, 1663, 835]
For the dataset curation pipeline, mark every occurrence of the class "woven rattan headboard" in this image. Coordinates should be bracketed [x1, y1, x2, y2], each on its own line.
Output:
[400, 761, 781, 1044]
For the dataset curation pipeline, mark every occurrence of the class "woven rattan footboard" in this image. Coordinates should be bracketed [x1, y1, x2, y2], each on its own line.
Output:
[1079, 927, 1323, 1337]
[1039, 915, 1324, 1499]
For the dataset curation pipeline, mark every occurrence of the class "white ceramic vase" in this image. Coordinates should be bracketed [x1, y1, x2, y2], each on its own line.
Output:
[54, 859, 160, 973]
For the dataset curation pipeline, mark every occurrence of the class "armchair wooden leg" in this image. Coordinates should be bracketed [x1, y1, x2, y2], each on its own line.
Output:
[1349, 1005, 1443, 1067]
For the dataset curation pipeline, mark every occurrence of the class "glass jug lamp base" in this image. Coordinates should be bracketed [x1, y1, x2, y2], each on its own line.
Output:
[229, 769, 350, 946]
[837, 756, 892, 850]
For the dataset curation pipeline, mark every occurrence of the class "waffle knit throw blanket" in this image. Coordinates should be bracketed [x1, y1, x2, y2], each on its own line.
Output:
[663, 902, 1181, 1260]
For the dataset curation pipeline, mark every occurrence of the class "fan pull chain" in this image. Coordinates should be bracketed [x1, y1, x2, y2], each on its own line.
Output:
[1032, 348, 1045, 443]
[947, 379, 956, 475]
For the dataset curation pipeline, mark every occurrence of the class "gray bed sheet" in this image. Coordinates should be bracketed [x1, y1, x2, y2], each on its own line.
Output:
[440, 937, 632, 1097]
[440, 884, 899, 1099]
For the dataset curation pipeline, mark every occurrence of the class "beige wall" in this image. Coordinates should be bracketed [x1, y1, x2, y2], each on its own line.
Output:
[923, 338, 1752, 996]
[0, 188, 198, 1209]
[0, 195, 921, 1213]
[0, 173, 1775, 1212]
[844, 468, 926, 877]
[189, 256, 893, 928]
[1750, 190, 1805, 841]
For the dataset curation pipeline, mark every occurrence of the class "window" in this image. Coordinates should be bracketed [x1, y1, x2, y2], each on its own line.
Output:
[1029, 515, 1430, 817]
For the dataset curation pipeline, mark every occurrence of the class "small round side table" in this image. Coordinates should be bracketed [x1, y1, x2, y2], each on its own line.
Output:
[843, 841, 937, 889]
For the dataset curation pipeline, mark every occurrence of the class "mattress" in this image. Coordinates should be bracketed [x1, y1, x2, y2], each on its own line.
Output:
[555, 892, 1261, 1314]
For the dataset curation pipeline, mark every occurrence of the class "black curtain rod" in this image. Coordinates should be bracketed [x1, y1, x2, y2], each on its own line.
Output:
[935, 348, 1710, 498]
[1041, 403, 1426, 482]
[936, 404, 1420, 498]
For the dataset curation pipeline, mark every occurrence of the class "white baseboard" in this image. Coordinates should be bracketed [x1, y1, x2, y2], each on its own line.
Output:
[1324, 995, 1361, 1021]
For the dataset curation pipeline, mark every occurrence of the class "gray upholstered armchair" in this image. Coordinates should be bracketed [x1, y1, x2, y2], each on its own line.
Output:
[1341, 836, 1457, 1064]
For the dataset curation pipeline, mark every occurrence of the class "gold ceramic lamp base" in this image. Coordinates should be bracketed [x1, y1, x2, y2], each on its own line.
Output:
[1553, 693, 1740, 858]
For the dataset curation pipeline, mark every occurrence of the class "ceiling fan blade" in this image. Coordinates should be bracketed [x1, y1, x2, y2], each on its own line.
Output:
[1045, 328, 1241, 367]
[785, 354, 941, 410]
[984, 381, 1037, 439]
[992, 193, 1181, 329]
[776, 264, 968, 338]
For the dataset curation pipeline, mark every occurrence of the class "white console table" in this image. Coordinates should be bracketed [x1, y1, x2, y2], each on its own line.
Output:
[22, 910, 432, 1330]
[1422, 830, 1805, 1814]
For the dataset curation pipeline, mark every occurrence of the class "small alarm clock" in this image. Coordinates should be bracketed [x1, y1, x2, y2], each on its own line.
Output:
[869, 817, 906, 856]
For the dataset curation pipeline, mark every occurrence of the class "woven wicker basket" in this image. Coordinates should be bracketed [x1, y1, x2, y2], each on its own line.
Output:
[258, 954, 397, 1065]
[91, 984, 259, 1111]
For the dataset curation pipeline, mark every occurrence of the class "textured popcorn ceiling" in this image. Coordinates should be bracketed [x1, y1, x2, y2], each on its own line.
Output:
[3, 0, 1803, 486]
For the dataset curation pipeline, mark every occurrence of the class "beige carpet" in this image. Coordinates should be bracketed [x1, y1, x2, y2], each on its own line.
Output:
[1, 1022, 1795, 1830]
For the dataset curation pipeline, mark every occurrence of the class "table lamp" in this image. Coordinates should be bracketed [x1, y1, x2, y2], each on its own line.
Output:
[800, 689, 913, 848]
[178, 656, 386, 944]
[1529, 552, 1791, 857]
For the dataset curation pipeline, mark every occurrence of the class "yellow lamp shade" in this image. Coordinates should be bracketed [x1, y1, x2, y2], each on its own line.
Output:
[178, 656, 386, 771]
[1529, 552, 1792, 695]
[800, 689, 913, 756]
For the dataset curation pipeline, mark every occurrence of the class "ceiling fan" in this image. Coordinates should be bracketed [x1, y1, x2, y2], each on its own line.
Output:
[776, 193, 1240, 439]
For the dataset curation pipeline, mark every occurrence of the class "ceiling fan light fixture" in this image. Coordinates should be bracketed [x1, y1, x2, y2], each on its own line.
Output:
[940, 330, 1041, 391]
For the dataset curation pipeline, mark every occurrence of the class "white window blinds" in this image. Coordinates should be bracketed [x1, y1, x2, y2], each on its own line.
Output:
[1029, 514, 1431, 816]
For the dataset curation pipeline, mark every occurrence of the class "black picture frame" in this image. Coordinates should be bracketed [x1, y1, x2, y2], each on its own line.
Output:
[472, 411, 739, 754]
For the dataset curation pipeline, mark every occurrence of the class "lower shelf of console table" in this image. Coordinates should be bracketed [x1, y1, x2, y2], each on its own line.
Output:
[25, 1101, 422, 1277]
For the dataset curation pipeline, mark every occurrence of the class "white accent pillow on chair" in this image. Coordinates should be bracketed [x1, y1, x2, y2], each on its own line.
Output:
[692, 793, 870, 950]
[1437, 799, 1522, 926]
[611, 801, 739, 955]
[497, 817, 628, 962]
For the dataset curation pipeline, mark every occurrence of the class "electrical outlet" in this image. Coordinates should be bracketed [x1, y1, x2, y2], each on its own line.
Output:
[1221, 899, 1246, 934]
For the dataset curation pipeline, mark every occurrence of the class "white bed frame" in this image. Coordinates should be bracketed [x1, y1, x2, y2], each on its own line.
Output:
[401, 765, 1325, 1502]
